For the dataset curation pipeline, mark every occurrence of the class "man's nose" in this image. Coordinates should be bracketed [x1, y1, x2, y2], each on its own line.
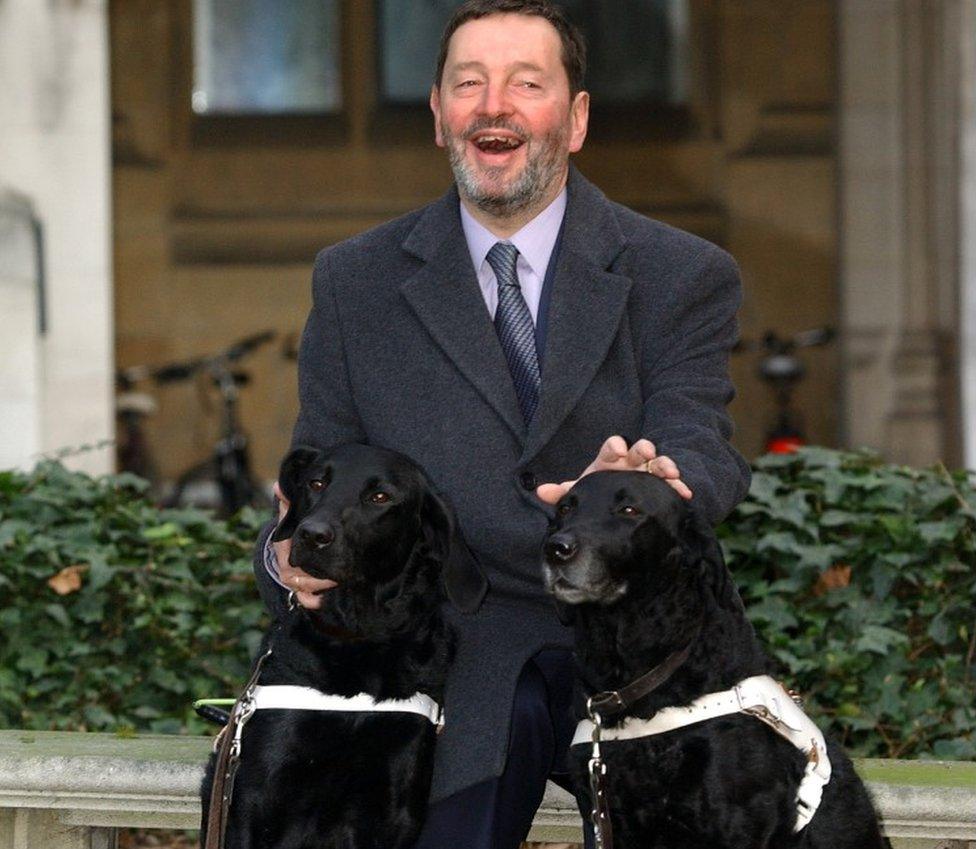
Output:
[478, 81, 513, 117]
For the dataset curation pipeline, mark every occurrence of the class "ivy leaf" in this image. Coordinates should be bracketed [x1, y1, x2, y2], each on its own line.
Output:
[767, 491, 811, 529]
[819, 510, 861, 528]
[141, 522, 181, 541]
[15, 647, 48, 677]
[87, 551, 114, 590]
[855, 625, 910, 656]
[928, 613, 955, 646]
[44, 604, 71, 627]
[748, 472, 782, 505]
[917, 521, 960, 545]
[747, 596, 798, 630]
[757, 532, 803, 556]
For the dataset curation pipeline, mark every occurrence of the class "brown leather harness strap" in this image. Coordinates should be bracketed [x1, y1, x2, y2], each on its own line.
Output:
[584, 628, 700, 849]
[204, 649, 272, 849]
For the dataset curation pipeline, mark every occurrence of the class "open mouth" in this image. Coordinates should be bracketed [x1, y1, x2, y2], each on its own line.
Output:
[470, 131, 525, 155]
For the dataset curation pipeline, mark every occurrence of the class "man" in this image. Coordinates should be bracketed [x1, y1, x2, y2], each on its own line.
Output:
[254, 1, 750, 846]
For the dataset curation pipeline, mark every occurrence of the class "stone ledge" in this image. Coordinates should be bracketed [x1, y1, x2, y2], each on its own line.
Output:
[1, 731, 974, 841]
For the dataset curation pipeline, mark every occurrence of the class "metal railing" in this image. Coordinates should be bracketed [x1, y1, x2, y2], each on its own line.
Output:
[0, 731, 973, 848]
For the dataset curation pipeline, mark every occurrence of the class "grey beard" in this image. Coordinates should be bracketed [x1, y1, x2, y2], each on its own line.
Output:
[446, 129, 567, 219]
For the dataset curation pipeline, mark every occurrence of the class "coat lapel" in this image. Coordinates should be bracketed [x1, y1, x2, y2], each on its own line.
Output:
[399, 189, 526, 441]
[520, 169, 632, 465]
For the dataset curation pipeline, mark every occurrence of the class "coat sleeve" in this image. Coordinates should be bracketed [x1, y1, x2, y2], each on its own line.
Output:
[290, 247, 369, 451]
[251, 247, 368, 611]
[638, 246, 751, 525]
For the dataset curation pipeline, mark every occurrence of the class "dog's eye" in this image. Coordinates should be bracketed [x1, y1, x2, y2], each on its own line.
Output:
[368, 491, 391, 505]
[308, 479, 326, 492]
[556, 503, 572, 516]
[619, 505, 641, 517]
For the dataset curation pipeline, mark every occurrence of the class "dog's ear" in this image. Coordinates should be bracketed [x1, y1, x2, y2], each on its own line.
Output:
[678, 506, 745, 611]
[272, 445, 324, 542]
[421, 489, 489, 614]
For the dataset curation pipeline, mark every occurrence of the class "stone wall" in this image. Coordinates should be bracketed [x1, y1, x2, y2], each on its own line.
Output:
[0, 0, 113, 474]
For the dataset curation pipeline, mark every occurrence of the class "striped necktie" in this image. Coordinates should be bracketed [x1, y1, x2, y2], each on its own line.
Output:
[486, 242, 540, 424]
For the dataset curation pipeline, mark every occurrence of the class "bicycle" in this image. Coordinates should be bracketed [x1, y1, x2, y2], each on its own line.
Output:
[116, 331, 276, 516]
[734, 328, 835, 454]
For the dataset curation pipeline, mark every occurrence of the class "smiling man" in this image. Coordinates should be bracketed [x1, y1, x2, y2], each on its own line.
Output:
[255, 2, 749, 847]
[430, 11, 588, 235]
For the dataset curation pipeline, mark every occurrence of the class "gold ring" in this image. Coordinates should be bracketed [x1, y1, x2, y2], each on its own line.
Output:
[644, 459, 655, 473]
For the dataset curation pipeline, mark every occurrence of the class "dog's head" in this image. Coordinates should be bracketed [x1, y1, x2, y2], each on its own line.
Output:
[272, 444, 487, 614]
[542, 471, 714, 616]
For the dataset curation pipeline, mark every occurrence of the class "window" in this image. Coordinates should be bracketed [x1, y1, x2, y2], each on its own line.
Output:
[192, 0, 341, 115]
[377, 0, 690, 106]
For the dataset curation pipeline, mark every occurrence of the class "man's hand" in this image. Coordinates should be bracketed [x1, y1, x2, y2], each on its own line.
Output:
[271, 481, 338, 610]
[535, 435, 693, 504]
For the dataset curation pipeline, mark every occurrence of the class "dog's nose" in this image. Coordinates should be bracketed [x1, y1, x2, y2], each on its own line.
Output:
[299, 523, 336, 549]
[545, 533, 578, 563]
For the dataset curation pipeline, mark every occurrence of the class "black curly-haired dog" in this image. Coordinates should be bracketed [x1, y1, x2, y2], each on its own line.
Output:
[200, 443, 487, 849]
[543, 471, 889, 849]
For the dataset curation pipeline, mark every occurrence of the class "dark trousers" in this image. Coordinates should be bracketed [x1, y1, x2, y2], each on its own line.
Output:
[410, 649, 596, 849]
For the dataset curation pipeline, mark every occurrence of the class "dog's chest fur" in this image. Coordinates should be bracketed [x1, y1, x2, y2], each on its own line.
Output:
[258, 608, 453, 700]
[569, 717, 811, 849]
[206, 610, 453, 849]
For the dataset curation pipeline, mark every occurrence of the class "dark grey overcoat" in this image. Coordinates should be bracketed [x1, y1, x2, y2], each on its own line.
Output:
[253, 166, 750, 801]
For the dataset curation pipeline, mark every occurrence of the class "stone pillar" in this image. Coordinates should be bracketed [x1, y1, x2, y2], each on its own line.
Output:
[0, 190, 43, 468]
[839, 0, 964, 466]
[961, 0, 976, 467]
[0, 0, 114, 474]
[0, 809, 116, 849]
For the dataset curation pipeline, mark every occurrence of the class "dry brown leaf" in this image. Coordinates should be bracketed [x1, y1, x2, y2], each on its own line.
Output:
[521, 844, 583, 849]
[813, 563, 851, 596]
[47, 564, 87, 595]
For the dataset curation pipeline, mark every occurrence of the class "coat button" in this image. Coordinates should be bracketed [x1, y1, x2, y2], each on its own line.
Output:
[519, 471, 538, 491]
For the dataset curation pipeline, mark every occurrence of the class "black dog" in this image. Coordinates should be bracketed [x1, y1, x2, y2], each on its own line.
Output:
[543, 471, 889, 849]
[201, 444, 486, 849]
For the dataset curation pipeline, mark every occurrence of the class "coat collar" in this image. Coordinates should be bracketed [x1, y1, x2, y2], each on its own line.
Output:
[399, 167, 631, 455]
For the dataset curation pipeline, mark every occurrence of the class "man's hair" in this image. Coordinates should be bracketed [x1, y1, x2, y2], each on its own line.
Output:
[434, 0, 587, 98]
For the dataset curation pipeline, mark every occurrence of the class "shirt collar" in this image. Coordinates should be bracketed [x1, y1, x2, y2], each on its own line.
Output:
[459, 188, 568, 278]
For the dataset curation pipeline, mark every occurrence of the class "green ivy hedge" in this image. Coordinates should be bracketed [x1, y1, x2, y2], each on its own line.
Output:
[1, 449, 973, 757]
[720, 448, 975, 760]
[0, 462, 266, 735]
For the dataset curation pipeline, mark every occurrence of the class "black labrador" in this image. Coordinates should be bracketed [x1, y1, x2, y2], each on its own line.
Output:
[201, 443, 487, 849]
[543, 471, 889, 849]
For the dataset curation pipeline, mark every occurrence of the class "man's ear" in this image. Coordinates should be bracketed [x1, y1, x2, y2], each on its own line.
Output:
[421, 489, 488, 614]
[568, 89, 589, 153]
[430, 85, 445, 147]
[272, 446, 324, 542]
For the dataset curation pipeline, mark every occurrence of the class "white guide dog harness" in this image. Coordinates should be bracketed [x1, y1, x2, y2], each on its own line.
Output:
[250, 685, 445, 727]
[571, 675, 831, 833]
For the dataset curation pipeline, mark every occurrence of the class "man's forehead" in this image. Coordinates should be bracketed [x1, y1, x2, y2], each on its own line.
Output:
[445, 13, 564, 66]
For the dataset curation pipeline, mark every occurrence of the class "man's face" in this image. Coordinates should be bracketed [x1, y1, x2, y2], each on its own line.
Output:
[430, 13, 589, 218]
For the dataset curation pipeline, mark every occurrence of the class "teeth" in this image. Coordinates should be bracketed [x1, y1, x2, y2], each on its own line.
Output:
[475, 135, 521, 149]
